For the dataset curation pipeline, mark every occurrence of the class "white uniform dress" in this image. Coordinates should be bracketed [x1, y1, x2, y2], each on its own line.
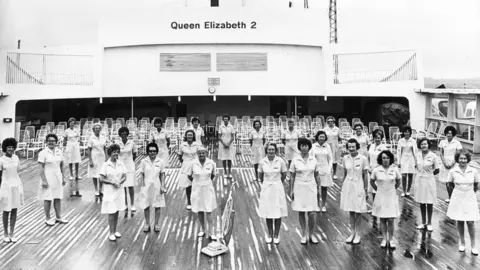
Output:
[353, 134, 369, 157]
[258, 156, 288, 218]
[138, 157, 165, 209]
[397, 137, 417, 174]
[64, 128, 81, 164]
[250, 130, 265, 164]
[371, 166, 401, 218]
[290, 155, 320, 212]
[281, 129, 300, 161]
[414, 151, 438, 204]
[310, 142, 333, 187]
[178, 141, 201, 188]
[117, 139, 137, 187]
[0, 155, 24, 211]
[150, 129, 170, 168]
[99, 159, 127, 214]
[38, 148, 64, 201]
[186, 126, 205, 143]
[324, 126, 341, 163]
[446, 165, 480, 221]
[187, 158, 217, 213]
[218, 123, 236, 161]
[367, 143, 389, 194]
[87, 135, 107, 178]
[340, 154, 368, 213]
[438, 138, 462, 183]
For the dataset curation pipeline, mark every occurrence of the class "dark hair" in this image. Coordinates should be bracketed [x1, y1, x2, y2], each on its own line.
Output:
[146, 142, 159, 153]
[2, 138, 17, 152]
[346, 138, 360, 150]
[297, 138, 312, 151]
[377, 150, 395, 165]
[444, 126, 457, 137]
[118, 127, 129, 136]
[265, 143, 278, 154]
[454, 149, 471, 163]
[401, 125, 412, 135]
[417, 138, 431, 149]
[353, 123, 363, 131]
[222, 114, 230, 121]
[326, 116, 335, 122]
[191, 117, 200, 124]
[46, 133, 58, 143]
[372, 129, 384, 139]
[184, 130, 196, 141]
[253, 120, 262, 128]
[314, 130, 328, 142]
[107, 144, 120, 156]
[288, 119, 295, 124]
[68, 118, 76, 126]
[153, 118, 163, 126]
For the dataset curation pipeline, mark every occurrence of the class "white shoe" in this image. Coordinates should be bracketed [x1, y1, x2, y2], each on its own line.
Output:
[109, 234, 116, 241]
[95, 191, 100, 196]
[186, 205, 192, 210]
[472, 248, 479, 256]
[114, 232, 121, 238]
[300, 237, 307, 244]
[45, 219, 56, 226]
[333, 175, 338, 180]
[266, 237, 272, 244]
[380, 239, 387, 248]
[198, 231, 205, 237]
[406, 192, 410, 196]
[131, 206, 136, 212]
[416, 224, 425, 230]
[389, 240, 396, 248]
[426, 225, 433, 232]
[10, 236, 17, 243]
[273, 237, 280, 244]
[459, 245, 465, 252]
[445, 199, 450, 203]
[3, 236, 11, 243]
[401, 193, 406, 197]
[321, 206, 327, 213]
[352, 235, 361, 244]
[346, 234, 355, 243]
[69, 176, 74, 180]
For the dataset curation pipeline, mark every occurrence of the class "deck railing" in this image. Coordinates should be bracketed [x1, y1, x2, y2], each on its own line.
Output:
[6, 52, 94, 86]
[333, 50, 418, 84]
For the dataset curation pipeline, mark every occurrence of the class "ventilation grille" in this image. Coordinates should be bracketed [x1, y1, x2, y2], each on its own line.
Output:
[217, 53, 267, 71]
[160, 53, 211, 72]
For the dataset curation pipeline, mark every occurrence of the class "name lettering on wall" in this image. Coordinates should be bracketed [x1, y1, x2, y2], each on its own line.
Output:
[171, 21, 257, 30]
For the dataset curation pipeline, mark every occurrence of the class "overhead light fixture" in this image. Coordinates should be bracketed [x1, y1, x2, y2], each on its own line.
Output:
[324, 96, 327, 101]
[213, 95, 216, 102]
[248, 95, 251, 101]
[178, 96, 181, 102]
[99, 97, 103, 104]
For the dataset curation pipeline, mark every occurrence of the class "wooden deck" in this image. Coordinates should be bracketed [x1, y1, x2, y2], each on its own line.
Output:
[1, 144, 479, 270]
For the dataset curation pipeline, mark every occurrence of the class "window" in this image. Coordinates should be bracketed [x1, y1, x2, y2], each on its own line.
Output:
[430, 97, 448, 118]
[211, 0, 219, 7]
[452, 123, 475, 142]
[455, 98, 476, 122]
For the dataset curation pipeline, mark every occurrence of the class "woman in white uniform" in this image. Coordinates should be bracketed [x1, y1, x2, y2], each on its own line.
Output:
[341, 138, 369, 244]
[88, 123, 108, 197]
[250, 120, 266, 181]
[0, 138, 24, 243]
[367, 130, 388, 204]
[446, 150, 479, 255]
[38, 134, 68, 226]
[324, 116, 342, 180]
[99, 144, 127, 241]
[258, 143, 288, 244]
[178, 130, 201, 210]
[187, 146, 217, 239]
[370, 150, 401, 249]
[352, 123, 369, 157]
[439, 126, 462, 202]
[139, 143, 166, 233]
[117, 127, 137, 213]
[281, 119, 300, 168]
[64, 118, 82, 197]
[150, 118, 170, 168]
[414, 138, 439, 232]
[187, 117, 205, 144]
[397, 125, 417, 197]
[311, 130, 333, 212]
[290, 138, 320, 244]
[218, 115, 236, 179]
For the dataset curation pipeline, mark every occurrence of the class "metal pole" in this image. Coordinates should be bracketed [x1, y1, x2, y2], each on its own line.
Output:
[131, 97, 134, 119]
[294, 96, 297, 118]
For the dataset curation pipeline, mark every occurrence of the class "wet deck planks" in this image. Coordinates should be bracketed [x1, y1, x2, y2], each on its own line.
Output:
[0, 143, 479, 270]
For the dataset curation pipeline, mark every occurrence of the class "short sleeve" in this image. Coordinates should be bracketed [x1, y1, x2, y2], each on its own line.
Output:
[289, 160, 296, 173]
[201, 128, 205, 136]
[258, 160, 264, 173]
[139, 160, 146, 174]
[281, 132, 285, 140]
[99, 163, 108, 177]
[438, 140, 446, 148]
[211, 162, 216, 175]
[456, 141, 463, 150]
[446, 170, 454, 183]
[395, 167, 401, 180]
[433, 155, 440, 170]
[0, 159, 3, 171]
[370, 169, 377, 180]
[87, 137, 94, 148]
[249, 131, 254, 140]
[178, 144, 184, 155]
[473, 170, 480, 183]
[132, 141, 138, 153]
[280, 159, 287, 173]
[38, 150, 46, 163]
[231, 126, 236, 134]
[218, 127, 222, 135]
